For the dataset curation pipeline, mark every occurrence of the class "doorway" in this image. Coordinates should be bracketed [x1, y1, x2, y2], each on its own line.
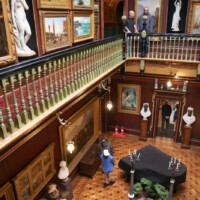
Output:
[151, 90, 186, 143]
[157, 99, 179, 139]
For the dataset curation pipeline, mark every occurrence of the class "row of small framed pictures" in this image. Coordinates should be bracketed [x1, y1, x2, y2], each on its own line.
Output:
[39, 11, 94, 54]
[37, 0, 98, 11]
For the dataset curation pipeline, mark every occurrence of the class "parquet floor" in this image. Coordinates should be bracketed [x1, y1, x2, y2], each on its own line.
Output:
[72, 133, 200, 200]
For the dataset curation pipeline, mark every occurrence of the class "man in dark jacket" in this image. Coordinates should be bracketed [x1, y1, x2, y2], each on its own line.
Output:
[161, 101, 172, 132]
[98, 138, 114, 156]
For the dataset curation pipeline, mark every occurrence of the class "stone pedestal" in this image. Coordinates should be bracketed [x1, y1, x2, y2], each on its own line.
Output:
[181, 125, 192, 149]
[139, 119, 148, 141]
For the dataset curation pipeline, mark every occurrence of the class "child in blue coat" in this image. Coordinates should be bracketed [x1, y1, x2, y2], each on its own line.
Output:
[100, 149, 115, 188]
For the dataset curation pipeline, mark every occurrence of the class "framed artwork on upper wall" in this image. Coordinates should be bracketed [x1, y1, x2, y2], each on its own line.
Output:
[166, 0, 188, 33]
[135, 0, 162, 33]
[0, 182, 15, 200]
[73, 0, 93, 10]
[117, 84, 141, 115]
[188, 2, 200, 34]
[37, 0, 71, 9]
[0, 0, 17, 67]
[39, 11, 72, 54]
[73, 11, 94, 43]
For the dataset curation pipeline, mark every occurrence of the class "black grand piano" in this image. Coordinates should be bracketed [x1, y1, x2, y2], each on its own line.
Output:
[118, 145, 187, 186]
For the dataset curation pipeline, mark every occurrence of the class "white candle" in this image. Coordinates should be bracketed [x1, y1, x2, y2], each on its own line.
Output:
[171, 157, 173, 163]
[137, 153, 140, 159]
[174, 157, 176, 164]
[178, 159, 180, 164]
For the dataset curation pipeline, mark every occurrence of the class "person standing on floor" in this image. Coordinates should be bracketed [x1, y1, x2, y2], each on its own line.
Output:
[100, 149, 115, 188]
[125, 10, 138, 33]
[98, 137, 114, 156]
[161, 100, 172, 132]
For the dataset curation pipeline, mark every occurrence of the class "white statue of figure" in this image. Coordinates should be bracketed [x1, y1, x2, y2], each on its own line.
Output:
[58, 161, 69, 181]
[11, 0, 36, 57]
[171, 0, 182, 31]
[183, 107, 196, 127]
[140, 103, 151, 120]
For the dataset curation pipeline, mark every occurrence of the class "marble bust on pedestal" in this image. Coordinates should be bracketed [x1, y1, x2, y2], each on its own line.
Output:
[183, 107, 196, 127]
[140, 103, 151, 120]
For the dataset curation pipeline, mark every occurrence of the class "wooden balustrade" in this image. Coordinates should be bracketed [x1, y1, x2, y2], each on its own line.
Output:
[0, 37, 123, 148]
[126, 33, 200, 62]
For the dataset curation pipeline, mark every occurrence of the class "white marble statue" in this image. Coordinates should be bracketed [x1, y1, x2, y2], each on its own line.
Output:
[140, 103, 151, 120]
[171, 0, 182, 31]
[58, 161, 69, 181]
[183, 107, 196, 127]
[11, 0, 36, 57]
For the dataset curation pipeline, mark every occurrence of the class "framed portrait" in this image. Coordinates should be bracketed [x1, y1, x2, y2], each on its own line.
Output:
[39, 11, 72, 54]
[0, 182, 15, 200]
[135, 0, 162, 33]
[73, 11, 94, 43]
[37, 0, 71, 9]
[118, 84, 141, 115]
[167, 0, 188, 33]
[59, 98, 100, 173]
[73, 0, 93, 10]
[0, 0, 17, 67]
[188, 2, 200, 34]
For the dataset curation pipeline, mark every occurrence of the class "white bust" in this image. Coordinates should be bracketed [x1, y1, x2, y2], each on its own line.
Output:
[140, 103, 151, 120]
[183, 107, 196, 127]
[58, 161, 69, 181]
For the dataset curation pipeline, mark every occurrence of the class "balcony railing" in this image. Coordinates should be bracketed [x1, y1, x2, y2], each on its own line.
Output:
[126, 33, 200, 63]
[0, 32, 200, 148]
[0, 36, 123, 149]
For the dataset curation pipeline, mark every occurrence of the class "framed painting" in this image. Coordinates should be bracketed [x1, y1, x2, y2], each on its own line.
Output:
[73, 11, 94, 43]
[0, 0, 17, 67]
[167, 0, 188, 33]
[73, 0, 93, 10]
[0, 182, 15, 200]
[188, 2, 200, 34]
[118, 84, 141, 115]
[135, 0, 162, 33]
[59, 98, 100, 173]
[37, 0, 71, 9]
[39, 11, 72, 53]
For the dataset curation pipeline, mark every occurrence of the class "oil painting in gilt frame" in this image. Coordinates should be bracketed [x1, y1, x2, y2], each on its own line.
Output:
[0, 0, 17, 67]
[59, 99, 100, 173]
[39, 11, 72, 53]
[73, 0, 93, 10]
[189, 2, 200, 34]
[135, 0, 161, 33]
[118, 84, 141, 115]
[73, 11, 94, 43]
[0, 182, 15, 200]
[37, 0, 71, 9]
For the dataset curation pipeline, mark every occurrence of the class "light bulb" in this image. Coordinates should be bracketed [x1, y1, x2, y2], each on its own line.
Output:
[107, 101, 113, 110]
[167, 80, 172, 88]
[67, 141, 75, 154]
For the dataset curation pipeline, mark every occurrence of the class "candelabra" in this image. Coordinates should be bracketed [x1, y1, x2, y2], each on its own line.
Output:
[128, 150, 140, 199]
[167, 157, 181, 200]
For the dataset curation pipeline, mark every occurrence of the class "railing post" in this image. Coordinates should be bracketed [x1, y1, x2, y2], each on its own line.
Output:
[197, 63, 200, 81]
[121, 15, 127, 78]
[140, 16, 148, 58]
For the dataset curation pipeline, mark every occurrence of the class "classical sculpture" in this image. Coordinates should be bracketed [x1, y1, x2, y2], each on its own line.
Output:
[183, 107, 196, 126]
[11, 0, 36, 57]
[140, 103, 151, 120]
[171, 0, 182, 31]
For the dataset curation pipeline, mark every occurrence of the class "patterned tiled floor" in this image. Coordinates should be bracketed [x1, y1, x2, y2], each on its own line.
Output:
[72, 133, 200, 200]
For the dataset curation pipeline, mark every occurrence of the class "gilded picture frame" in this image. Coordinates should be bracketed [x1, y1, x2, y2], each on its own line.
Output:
[0, 0, 17, 67]
[39, 11, 72, 54]
[188, 2, 200, 34]
[73, 11, 94, 43]
[118, 84, 141, 115]
[37, 0, 71, 9]
[0, 182, 15, 200]
[135, 0, 162, 33]
[59, 98, 100, 173]
[73, 0, 94, 10]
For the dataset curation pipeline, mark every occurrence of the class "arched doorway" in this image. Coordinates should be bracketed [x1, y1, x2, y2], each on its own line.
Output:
[150, 90, 186, 142]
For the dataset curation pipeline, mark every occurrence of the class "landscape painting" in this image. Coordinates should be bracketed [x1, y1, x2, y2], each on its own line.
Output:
[190, 3, 200, 34]
[73, 12, 94, 43]
[37, 0, 71, 9]
[73, 0, 93, 9]
[39, 11, 72, 53]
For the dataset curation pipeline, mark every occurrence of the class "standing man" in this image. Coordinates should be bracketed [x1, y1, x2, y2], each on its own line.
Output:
[100, 149, 115, 188]
[161, 101, 172, 132]
[138, 7, 153, 55]
[125, 10, 138, 33]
